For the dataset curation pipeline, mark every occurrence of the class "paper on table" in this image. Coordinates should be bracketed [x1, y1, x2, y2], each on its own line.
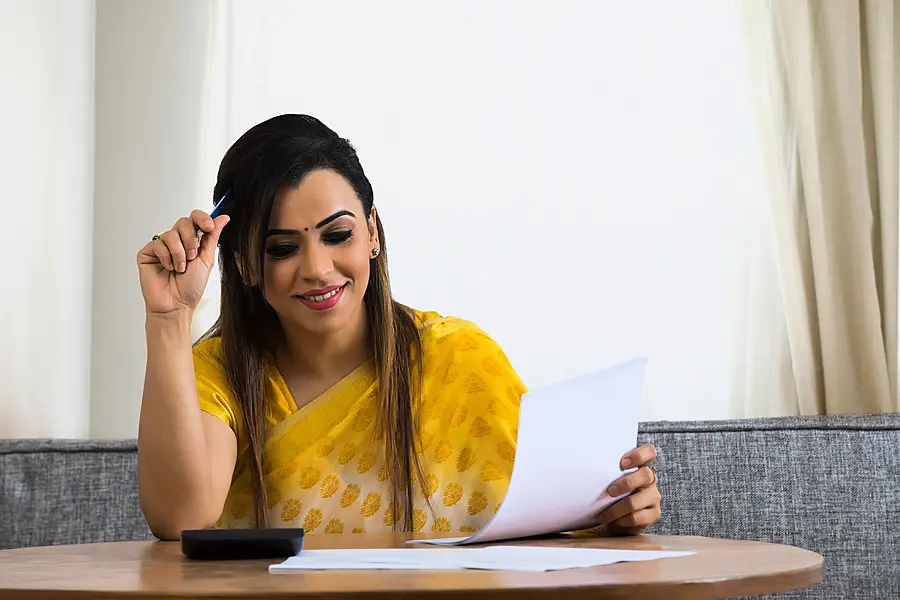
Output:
[411, 356, 648, 546]
[268, 546, 694, 572]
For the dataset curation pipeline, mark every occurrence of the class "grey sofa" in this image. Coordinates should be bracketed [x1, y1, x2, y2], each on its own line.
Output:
[2, 415, 898, 598]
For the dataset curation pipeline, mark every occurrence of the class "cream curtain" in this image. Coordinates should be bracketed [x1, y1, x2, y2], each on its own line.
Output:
[743, 0, 900, 414]
[0, 0, 95, 438]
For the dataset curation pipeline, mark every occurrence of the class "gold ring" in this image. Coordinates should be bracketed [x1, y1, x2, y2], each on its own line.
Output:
[650, 466, 658, 485]
[151, 231, 166, 241]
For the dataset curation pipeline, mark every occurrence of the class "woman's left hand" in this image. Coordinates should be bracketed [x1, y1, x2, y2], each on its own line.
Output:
[594, 444, 661, 535]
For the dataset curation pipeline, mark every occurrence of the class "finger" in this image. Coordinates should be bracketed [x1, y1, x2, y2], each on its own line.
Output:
[596, 485, 660, 526]
[190, 209, 215, 234]
[159, 230, 187, 273]
[142, 239, 175, 271]
[198, 215, 230, 266]
[621, 444, 657, 469]
[607, 466, 655, 497]
[608, 506, 661, 531]
[137, 241, 160, 266]
[175, 217, 200, 261]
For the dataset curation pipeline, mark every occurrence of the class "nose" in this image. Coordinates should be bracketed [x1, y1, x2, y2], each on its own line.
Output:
[297, 242, 334, 284]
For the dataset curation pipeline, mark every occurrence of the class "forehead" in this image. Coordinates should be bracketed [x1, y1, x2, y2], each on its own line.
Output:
[269, 169, 361, 227]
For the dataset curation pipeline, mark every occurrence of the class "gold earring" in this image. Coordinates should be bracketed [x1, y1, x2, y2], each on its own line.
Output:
[371, 247, 380, 258]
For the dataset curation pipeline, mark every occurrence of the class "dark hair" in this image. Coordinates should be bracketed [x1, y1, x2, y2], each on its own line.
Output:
[200, 114, 427, 530]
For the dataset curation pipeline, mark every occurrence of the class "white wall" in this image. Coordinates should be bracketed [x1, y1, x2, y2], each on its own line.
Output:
[0, 0, 95, 437]
[90, 0, 210, 438]
[226, 0, 772, 422]
[1, 0, 777, 438]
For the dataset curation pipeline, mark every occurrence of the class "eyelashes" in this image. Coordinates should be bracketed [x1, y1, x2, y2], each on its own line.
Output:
[323, 230, 353, 244]
[265, 230, 354, 258]
[266, 244, 298, 258]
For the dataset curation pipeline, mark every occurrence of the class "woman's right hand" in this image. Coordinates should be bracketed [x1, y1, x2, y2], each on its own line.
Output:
[137, 210, 230, 318]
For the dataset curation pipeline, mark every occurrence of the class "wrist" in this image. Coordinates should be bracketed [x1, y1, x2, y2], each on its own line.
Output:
[145, 310, 193, 338]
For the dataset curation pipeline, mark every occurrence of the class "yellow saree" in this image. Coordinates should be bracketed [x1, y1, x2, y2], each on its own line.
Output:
[193, 310, 526, 534]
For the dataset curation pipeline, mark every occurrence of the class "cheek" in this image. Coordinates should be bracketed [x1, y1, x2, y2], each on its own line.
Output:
[340, 245, 372, 288]
[263, 259, 298, 295]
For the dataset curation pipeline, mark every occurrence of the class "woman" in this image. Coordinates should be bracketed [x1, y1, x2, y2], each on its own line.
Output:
[136, 114, 661, 540]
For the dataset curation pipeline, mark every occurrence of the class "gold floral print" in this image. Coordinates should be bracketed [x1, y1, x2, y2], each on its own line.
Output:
[341, 483, 361, 508]
[480, 461, 503, 482]
[303, 508, 323, 532]
[319, 474, 340, 499]
[468, 491, 488, 515]
[469, 416, 492, 438]
[337, 442, 357, 465]
[431, 517, 451, 532]
[413, 509, 427, 532]
[433, 440, 453, 463]
[449, 404, 469, 427]
[497, 440, 516, 462]
[443, 482, 464, 507]
[315, 436, 335, 457]
[357, 451, 376, 474]
[443, 361, 461, 385]
[457, 447, 476, 472]
[361, 492, 382, 518]
[298, 467, 321, 489]
[422, 473, 440, 499]
[281, 499, 302, 522]
[482, 356, 503, 376]
[325, 518, 344, 534]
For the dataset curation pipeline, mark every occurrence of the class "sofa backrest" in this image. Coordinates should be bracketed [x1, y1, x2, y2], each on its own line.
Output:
[2, 415, 898, 599]
[0, 439, 152, 549]
[638, 414, 900, 600]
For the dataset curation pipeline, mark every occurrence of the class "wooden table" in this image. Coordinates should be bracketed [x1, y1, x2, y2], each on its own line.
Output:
[0, 533, 823, 599]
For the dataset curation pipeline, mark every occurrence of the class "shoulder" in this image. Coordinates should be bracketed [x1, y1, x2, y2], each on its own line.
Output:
[411, 308, 527, 399]
[191, 337, 242, 431]
[412, 310, 523, 489]
[413, 309, 499, 351]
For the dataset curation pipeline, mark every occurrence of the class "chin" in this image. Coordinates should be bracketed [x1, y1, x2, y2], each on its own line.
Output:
[297, 313, 353, 337]
[284, 292, 366, 337]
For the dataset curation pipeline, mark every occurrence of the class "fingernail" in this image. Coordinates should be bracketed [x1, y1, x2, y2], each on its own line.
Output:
[622, 458, 632, 468]
[188, 249, 197, 260]
[608, 485, 620, 497]
[178, 261, 186, 273]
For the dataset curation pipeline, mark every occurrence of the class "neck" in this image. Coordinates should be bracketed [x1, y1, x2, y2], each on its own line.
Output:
[280, 305, 372, 380]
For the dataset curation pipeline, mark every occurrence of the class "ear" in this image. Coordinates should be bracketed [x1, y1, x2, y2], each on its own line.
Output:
[368, 206, 380, 257]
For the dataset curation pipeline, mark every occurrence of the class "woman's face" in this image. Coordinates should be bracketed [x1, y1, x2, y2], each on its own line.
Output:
[262, 169, 378, 339]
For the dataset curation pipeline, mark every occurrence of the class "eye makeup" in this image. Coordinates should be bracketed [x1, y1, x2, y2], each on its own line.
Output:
[264, 227, 354, 258]
[322, 229, 353, 245]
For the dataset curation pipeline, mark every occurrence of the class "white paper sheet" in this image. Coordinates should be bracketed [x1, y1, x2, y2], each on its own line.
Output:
[268, 546, 693, 572]
[411, 356, 648, 546]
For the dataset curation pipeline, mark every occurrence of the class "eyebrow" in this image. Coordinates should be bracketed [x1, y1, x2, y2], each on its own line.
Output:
[266, 210, 356, 237]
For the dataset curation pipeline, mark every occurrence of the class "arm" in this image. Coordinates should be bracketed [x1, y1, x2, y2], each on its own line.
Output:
[138, 314, 237, 540]
[135, 210, 235, 540]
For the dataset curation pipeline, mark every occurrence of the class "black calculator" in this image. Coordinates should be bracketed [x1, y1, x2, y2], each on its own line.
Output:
[180, 527, 305, 560]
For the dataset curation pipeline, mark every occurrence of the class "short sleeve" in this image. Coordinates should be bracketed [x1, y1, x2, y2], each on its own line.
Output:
[192, 338, 241, 438]
[417, 316, 527, 526]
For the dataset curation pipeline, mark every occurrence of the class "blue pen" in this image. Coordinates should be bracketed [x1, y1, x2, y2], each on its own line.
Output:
[210, 190, 231, 219]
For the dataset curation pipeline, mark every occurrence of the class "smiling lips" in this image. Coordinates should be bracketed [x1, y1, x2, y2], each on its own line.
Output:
[296, 284, 346, 311]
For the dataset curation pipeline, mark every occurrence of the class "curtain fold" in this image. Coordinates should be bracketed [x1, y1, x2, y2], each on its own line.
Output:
[0, 0, 95, 438]
[742, 0, 900, 414]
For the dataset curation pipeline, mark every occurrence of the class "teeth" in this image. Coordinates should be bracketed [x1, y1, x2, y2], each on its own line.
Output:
[304, 286, 341, 302]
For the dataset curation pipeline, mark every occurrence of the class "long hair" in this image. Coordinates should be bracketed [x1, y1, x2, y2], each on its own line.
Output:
[200, 114, 427, 530]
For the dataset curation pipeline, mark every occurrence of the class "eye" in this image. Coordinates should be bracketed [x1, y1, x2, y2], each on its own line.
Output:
[323, 230, 353, 245]
[266, 243, 298, 258]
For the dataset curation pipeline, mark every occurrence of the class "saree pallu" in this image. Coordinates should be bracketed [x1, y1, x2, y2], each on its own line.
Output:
[194, 310, 526, 534]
